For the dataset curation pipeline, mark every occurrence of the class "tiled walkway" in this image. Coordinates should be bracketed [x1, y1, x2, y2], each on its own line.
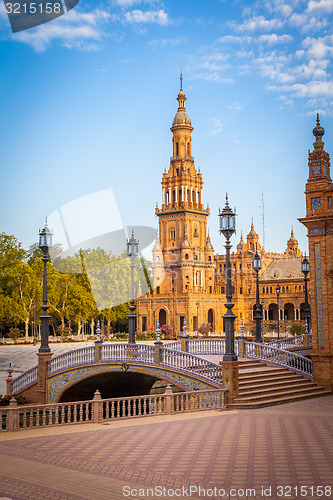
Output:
[0, 396, 332, 500]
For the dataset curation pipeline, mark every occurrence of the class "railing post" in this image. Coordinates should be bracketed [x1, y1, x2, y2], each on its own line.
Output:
[238, 335, 245, 358]
[154, 322, 163, 364]
[164, 384, 174, 415]
[219, 361, 239, 405]
[7, 397, 19, 432]
[6, 362, 13, 397]
[92, 390, 103, 423]
[94, 322, 103, 363]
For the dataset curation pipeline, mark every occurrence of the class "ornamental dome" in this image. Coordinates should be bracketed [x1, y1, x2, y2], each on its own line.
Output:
[173, 110, 192, 126]
[313, 113, 325, 150]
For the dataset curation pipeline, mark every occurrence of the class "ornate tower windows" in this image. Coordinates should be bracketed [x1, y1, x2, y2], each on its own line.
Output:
[311, 197, 321, 210]
[328, 197, 332, 209]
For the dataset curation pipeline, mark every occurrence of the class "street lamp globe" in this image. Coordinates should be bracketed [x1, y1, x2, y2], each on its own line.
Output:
[218, 194, 236, 240]
[253, 252, 261, 273]
[301, 254, 310, 276]
[39, 219, 53, 253]
[127, 230, 139, 257]
[276, 284, 281, 294]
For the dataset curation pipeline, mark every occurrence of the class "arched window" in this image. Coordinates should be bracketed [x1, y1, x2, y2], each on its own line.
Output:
[185, 253, 189, 260]
[208, 256, 212, 262]
[176, 142, 179, 156]
[156, 256, 160, 262]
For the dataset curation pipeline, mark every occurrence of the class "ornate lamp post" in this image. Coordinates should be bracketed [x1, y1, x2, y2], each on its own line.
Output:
[276, 284, 281, 340]
[38, 220, 52, 353]
[127, 231, 139, 344]
[301, 254, 311, 330]
[253, 252, 262, 342]
[219, 194, 237, 362]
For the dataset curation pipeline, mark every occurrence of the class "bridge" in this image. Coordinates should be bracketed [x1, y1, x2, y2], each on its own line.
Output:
[9, 336, 313, 405]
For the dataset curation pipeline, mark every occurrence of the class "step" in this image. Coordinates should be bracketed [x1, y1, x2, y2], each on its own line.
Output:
[239, 381, 316, 397]
[239, 369, 300, 381]
[233, 386, 328, 404]
[229, 390, 331, 408]
[239, 374, 309, 388]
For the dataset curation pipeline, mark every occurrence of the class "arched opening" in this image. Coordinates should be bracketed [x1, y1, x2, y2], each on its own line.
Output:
[176, 142, 179, 156]
[159, 309, 167, 327]
[172, 190, 175, 204]
[268, 303, 278, 321]
[184, 253, 189, 260]
[58, 372, 159, 403]
[179, 189, 182, 202]
[283, 303, 294, 321]
[207, 309, 214, 331]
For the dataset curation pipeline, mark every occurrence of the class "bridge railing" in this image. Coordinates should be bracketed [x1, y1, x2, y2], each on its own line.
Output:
[161, 347, 222, 383]
[12, 366, 38, 394]
[1, 388, 226, 432]
[49, 346, 94, 374]
[266, 334, 312, 350]
[101, 343, 155, 363]
[244, 341, 313, 376]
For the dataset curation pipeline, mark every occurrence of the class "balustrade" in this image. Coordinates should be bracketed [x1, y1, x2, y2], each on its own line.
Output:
[12, 366, 38, 394]
[49, 346, 94, 374]
[1, 388, 226, 431]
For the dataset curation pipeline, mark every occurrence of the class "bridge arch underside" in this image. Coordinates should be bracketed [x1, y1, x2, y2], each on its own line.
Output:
[48, 363, 219, 404]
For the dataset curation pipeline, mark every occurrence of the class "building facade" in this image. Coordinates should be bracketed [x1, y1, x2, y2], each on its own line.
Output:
[137, 81, 309, 336]
[299, 115, 333, 390]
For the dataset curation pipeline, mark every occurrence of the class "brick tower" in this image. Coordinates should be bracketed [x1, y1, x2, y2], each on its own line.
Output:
[299, 115, 333, 390]
[137, 76, 221, 334]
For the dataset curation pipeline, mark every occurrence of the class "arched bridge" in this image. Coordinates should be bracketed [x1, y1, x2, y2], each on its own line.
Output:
[12, 343, 222, 404]
[11, 336, 313, 404]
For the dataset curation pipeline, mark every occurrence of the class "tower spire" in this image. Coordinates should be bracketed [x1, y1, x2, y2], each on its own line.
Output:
[180, 70, 183, 91]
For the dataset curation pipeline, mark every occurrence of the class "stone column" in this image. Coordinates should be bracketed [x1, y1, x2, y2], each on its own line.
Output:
[37, 351, 53, 404]
[220, 360, 239, 405]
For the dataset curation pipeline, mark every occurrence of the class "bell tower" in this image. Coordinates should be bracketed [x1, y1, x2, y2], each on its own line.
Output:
[299, 114, 333, 390]
[154, 75, 214, 298]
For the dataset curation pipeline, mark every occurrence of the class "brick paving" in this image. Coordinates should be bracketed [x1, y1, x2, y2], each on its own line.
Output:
[0, 396, 332, 500]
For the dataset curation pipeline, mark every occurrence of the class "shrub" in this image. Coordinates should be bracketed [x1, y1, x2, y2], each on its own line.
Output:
[161, 324, 174, 339]
[198, 323, 212, 335]
[0, 394, 28, 406]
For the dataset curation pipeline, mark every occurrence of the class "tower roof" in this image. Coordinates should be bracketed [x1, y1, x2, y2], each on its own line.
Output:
[247, 218, 258, 240]
[172, 73, 192, 128]
[313, 113, 325, 150]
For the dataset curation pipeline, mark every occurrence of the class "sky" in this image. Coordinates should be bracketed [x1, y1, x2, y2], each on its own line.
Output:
[0, 0, 333, 259]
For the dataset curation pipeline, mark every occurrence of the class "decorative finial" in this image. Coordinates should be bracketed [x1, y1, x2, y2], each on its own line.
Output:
[180, 70, 183, 91]
[182, 318, 188, 338]
[313, 113, 325, 149]
[155, 321, 162, 344]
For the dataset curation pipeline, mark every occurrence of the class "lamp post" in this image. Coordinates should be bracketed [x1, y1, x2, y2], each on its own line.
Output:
[127, 231, 139, 344]
[38, 220, 52, 353]
[196, 301, 200, 338]
[253, 252, 262, 343]
[276, 284, 280, 340]
[301, 254, 311, 330]
[218, 194, 237, 362]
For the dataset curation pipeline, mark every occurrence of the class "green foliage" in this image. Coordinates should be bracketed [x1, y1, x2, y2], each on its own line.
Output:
[290, 324, 305, 335]
[8, 327, 21, 340]
[0, 232, 153, 337]
[0, 394, 28, 406]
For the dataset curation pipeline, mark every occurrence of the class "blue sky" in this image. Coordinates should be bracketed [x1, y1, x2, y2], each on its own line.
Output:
[0, 0, 332, 257]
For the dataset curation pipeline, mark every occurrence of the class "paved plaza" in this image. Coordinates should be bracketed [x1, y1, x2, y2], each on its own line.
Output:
[0, 395, 332, 500]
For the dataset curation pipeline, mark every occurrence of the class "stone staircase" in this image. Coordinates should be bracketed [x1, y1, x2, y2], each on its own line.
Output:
[229, 359, 331, 408]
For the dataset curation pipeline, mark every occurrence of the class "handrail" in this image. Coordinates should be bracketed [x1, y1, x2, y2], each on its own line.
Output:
[161, 347, 222, 383]
[101, 343, 155, 363]
[49, 346, 94, 374]
[244, 341, 313, 376]
[266, 334, 312, 349]
[12, 366, 38, 394]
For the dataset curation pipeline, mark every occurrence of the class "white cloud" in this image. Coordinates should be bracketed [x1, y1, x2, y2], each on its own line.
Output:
[12, 9, 110, 52]
[209, 118, 223, 136]
[307, 0, 333, 14]
[124, 9, 170, 25]
[113, 0, 159, 6]
[288, 12, 328, 31]
[258, 34, 293, 43]
[233, 15, 284, 32]
[302, 35, 333, 58]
